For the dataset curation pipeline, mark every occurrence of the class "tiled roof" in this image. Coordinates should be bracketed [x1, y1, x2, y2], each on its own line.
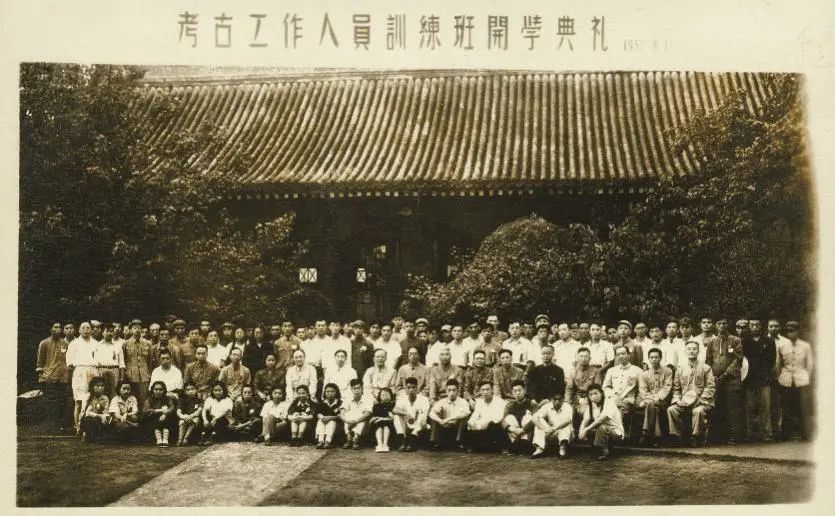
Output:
[136, 70, 775, 194]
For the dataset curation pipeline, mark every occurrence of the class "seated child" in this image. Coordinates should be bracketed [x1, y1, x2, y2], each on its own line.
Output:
[176, 383, 202, 446]
[316, 383, 343, 449]
[201, 380, 234, 445]
[143, 380, 176, 447]
[502, 380, 537, 454]
[370, 387, 396, 452]
[108, 380, 140, 442]
[80, 377, 110, 444]
[287, 384, 316, 446]
[229, 385, 263, 441]
[339, 379, 372, 450]
[260, 386, 291, 445]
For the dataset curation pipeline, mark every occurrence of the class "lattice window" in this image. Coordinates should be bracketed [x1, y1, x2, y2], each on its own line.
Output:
[299, 267, 318, 284]
[356, 268, 367, 283]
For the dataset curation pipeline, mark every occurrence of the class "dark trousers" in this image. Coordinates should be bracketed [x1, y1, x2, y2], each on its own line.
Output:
[80, 415, 107, 441]
[745, 384, 772, 440]
[203, 415, 231, 439]
[40, 381, 71, 429]
[465, 422, 507, 451]
[711, 380, 744, 442]
[230, 420, 263, 440]
[430, 420, 466, 445]
[780, 385, 812, 440]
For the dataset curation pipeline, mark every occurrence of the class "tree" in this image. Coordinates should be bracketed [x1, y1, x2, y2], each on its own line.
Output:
[19, 64, 314, 385]
[400, 216, 605, 322]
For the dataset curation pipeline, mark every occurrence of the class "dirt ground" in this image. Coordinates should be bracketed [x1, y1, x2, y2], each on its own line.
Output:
[260, 448, 814, 506]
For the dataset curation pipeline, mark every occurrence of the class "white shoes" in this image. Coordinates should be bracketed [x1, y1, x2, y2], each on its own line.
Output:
[375, 444, 391, 452]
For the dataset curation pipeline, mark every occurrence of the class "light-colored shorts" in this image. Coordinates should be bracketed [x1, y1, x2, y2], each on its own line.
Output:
[71, 366, 96, 401]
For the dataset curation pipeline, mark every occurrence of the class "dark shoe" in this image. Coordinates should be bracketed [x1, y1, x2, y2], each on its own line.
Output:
[598, 448, 610, 461]
[431, 443, 441, 451]
[502, 448, 512, 455]
[265, 439, 274, 446]
[254, 435, 265, 443]
[316, 441, 325, 449]
[351, 441, 361, 450]
[398, 443, 408, 452]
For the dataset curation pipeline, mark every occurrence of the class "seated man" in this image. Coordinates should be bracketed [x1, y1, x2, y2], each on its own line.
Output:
[636, 347, 673, 446]
[667, 341, 716, 447]
[339, 379, 372, 449]
[429, 379, 471, 450]
[602, 345, 642, 441]
[228, 385, 263, 441]
[530, 390, 573, 459]
[392, 376, 430, 451]
[465, 381, 507, 453]
[502, 380, 537, 454]
[493, 349, 524, 400]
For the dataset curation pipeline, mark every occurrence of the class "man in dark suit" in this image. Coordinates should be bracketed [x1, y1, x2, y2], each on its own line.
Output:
[742, 319, 776, 442]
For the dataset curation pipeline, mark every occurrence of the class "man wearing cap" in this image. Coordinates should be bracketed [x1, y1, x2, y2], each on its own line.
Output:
[742, 319, 777, 442]
[705, 318, 744, 443]
[219, 321, 235, 347]
[667, 341, 715, 447]
[123, 320, 153, 407]
[425, 325, 451, 367]
[615, 320, 644, 369]
[36, 322, 71, 432]
[93, 324, 125, 397]
[274, 321, 301, 371]
[486, 315, 508, 344]
[350, 321, 375, 380]
[776, 321, 813, 441]
[415, 317, 429, 335]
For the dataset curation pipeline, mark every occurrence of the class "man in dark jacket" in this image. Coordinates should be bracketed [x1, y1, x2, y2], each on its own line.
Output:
[742, 319, 776, 442]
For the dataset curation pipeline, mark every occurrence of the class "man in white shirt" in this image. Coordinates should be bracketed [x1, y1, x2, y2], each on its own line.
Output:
[94, 324, 125, 397]
[531, 390, 574, 458]
[659, 320, 686, 370]
[67, 321, 98, 432]
[425, 325, 451, 367]
[462, 323, 484, 355]
[205, 330, 228, 369]
[465, 381, 507, 452]
[363, 348, 396, 400]
[429, 379, 471, 450]
[323, 349, 357, 398]
[693, 317, 715, 364]
[552, 323, 580, 374]
[285, 349, 318, 401]
[391, 315, 406, 343]
[374, 325, 402, 371]
[340, 379, 372, 449]
[149, 348, 183, 396]
[392, 377, 430, 451]
[777, 321, 813, 441]
[768, 318, 793, 437]
[602, 345, 643, 441]
[447, 326, 473, 368]
[502, 322, 535, 370]
[323, 321, 352, 372]
[302, 320, 329, 370]
[586, 323, 614, 373]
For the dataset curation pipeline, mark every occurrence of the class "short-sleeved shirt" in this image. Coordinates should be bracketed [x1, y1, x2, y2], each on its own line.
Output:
[150, 365, 183, 393]
[430, 396, 471, 421]
[203, 396, 234, 419]
[86, 394, 110, 416]
[584, 397, 625, 437]
[341, 396, 373, 420]
[184, 360, 220, 392]
[394, 394, 430, 419]
[108, 395, 138, 417]
[261, 399, 291, 419]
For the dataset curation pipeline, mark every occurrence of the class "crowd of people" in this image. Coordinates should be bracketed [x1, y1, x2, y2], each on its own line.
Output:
[34, 314, 813, 460]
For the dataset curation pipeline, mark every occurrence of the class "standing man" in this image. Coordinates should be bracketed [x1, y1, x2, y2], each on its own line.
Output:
[667, 341, 715, 447]
[323, 321, 352, 373]
[502, 322, 535, 371]
[374, 325, 403, 371]
[586, 323, 614, 378]
[67, 322, 98, 433]
[693, 317, 715, 364]
[274, 321, 301, 372]
[637, 348, 673, 446]
[62, 323, 76, 343]
[350, 321, 375, 381]
[94, 324, 125, 397]
[615, 321, 644, 370]
[633, 322, 651, 350]
[462, 323, 484, 358]
[447, 325, 473, 369]
[399, 321, 426, 366]
[122, 320, 153, 408]
[153, 327, 184, 370]
[602, 345, 643, 442]
[705, 318, 744, 444]
[219, 321, 235, 347]
[552, 324, 580, 375]
[565, 347, 600, 430]
[199, 319, 212, 345]
[476, 326, 503, 368]
[391, 315, 406, 342]
[493, 349, 525, 400]
[660, 320, 685, 370]
[36, 322, 71, 431]
[742, 319, 776, 442]
[776, 321, 813, 441]
[180, 327, 200, 367]
[486, 315, 509, 344]
[767, 318, 792, 438]
[425, 325, 451, 367]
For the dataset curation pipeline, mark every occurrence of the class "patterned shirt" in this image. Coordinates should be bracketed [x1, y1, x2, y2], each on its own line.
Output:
[492, 364, 524, 399]
[427, 364, 464, 401]
[183, 360, 220, 392]
[218, 364, 252, 400]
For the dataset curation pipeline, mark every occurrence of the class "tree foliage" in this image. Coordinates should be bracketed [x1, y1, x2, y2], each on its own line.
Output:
[19, 64, 314, 381]
[404, 74, 814, 324]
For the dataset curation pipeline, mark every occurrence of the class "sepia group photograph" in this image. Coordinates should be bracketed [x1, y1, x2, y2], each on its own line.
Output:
[14, 62, 817, 507]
